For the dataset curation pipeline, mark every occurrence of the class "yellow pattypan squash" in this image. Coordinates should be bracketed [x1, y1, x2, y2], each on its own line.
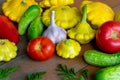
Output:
[80, 0, 114, 29]
[56, 39, 81, 59]
[42, 6, 81, 29]
[0, 39, 17, 61]
[2, 0, 38, 22]
[39, 0, 74, 8]
[67, 4, 96, 44]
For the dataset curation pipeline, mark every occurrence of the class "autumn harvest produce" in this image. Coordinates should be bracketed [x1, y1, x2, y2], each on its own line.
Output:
[2, 0, 37, 22]
[39, 0, 74, 8]
[0, 15, 19, 44]
[84, 50, 120, 67]
[67, 4, 96, 44]
[43, 11, 67, 44]
[42, 6, 81, 29]
[56, 39, 81, 59]
[0, 0, 120, 80]
[95, 64, 120, 80]
[80, 0, 114, 29]
[96, 21, 120, 53]
[0, 39, 17, 61]
[27, 36, 55, 61]
[18, 5, 41, 35]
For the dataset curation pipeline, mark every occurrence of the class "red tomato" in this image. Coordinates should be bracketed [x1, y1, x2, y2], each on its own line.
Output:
[96, 21, 120, 53]
[27, 36, 55, 61]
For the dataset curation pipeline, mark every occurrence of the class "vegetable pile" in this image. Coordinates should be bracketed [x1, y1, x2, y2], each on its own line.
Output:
[1, 0, 120, 80]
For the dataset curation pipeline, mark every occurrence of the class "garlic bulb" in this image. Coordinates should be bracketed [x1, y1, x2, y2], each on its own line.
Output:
[43, 11, 67, 44]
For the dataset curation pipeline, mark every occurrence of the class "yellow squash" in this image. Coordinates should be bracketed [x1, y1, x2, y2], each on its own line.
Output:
[2, 0, 38, 22]
[67, 4, 96, 44]
[0, 39, 17, 61]
[80, 0, 114, 29]
[56, 39, 81, 59]
[39, 0, 74, 8]
[42, 6, 81, 29]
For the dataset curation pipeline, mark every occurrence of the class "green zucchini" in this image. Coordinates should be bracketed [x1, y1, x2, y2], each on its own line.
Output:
[84, 50, 120, 67]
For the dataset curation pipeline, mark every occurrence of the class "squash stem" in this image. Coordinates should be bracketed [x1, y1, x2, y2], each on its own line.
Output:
[0, 41, 5, 45]
[21, 0, 26, 5]
[81, 4, 87, 23]
[64, 39, 71, 45]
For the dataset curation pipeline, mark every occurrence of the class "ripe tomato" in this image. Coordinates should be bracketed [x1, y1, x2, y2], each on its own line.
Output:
[96, 21, 120, 53]
[27, 36, 55, 61]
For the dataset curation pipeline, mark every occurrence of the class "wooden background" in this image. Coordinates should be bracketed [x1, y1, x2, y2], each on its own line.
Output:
[0, 0, 120, 80]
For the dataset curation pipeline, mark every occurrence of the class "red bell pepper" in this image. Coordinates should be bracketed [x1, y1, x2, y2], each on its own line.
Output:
[0, 15, 19, 44]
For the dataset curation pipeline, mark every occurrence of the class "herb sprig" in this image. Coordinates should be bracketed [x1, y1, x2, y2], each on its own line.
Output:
[0, 66, 20, 79]
[56, 64, 88, 80]
[27, 72, 46, 80]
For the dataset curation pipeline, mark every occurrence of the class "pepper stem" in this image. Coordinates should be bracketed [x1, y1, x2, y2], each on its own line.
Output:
[81, 4, 87, 23]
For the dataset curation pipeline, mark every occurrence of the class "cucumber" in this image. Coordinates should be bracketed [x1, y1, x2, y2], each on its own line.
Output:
[84, 50, 120, 67]
[95, 64, 120, 80]
[27, 17, 44, 40]
[18, 5, 40, 35]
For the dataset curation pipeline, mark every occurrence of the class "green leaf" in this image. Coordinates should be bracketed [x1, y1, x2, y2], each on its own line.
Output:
[56, 64, 89, 80]
[0, 66, 20, 79]
[78, 75, 85, 80]
[56, 64, 77, 80]
[81, 69, 88, 79]
[27, 72, 46, 80]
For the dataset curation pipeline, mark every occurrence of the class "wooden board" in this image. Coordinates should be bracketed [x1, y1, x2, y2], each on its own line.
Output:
[0, 0, 120, 80]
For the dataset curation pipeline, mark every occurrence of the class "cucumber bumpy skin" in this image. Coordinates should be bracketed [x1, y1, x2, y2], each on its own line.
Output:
[84, 50, 120, 67]
[18, 5, 40, 35]
[95, 64, 120, 80]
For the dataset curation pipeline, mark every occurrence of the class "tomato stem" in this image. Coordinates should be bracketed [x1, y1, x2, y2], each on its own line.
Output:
[38, 45, 42, 49]
[112, 31, 119, 39]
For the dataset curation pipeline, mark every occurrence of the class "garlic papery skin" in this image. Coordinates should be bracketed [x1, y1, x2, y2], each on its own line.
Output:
[43, 11, 67, 44]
